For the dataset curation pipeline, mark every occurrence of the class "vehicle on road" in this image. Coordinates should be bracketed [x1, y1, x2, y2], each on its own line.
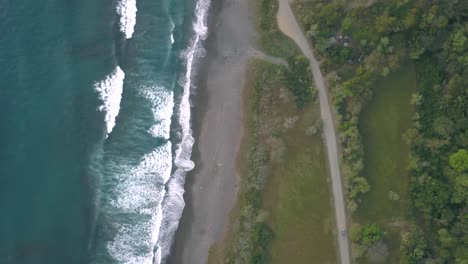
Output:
[340, 228, 346, 236]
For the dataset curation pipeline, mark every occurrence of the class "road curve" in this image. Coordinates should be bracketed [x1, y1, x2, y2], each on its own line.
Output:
[276, 1, 351, 263]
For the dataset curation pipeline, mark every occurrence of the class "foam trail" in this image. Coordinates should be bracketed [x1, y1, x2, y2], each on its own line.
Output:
[104, 143, 172, 264]
[116, 0, 137, 39]
[157, 0, 211, 261]
[95, 66, 125, 136]
[140, 86, 174, 140]
[173, 0, 210, 172]
[170, 21, 175, 44]
[102, 85, 175, 264]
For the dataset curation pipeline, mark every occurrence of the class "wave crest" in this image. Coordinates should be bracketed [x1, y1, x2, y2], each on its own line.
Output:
[140, 86, 174, 140]
[95, 66, 125, 136]
[104, 143, 172, 264]
[116, 0, 137, 39]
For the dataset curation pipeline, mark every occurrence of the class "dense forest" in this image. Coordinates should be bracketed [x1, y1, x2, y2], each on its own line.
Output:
[293, 0, 467, 262]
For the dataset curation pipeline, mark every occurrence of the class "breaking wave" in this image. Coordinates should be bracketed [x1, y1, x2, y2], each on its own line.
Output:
[95, 66, 125, 136]
[156, 0, 211, 261]
[116, 0, 137, 39]
[104, 143, 172, 264]
[91, 0, 211, 262]
[140, 86, 174, 140]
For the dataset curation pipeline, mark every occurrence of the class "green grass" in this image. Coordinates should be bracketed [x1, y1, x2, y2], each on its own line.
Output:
[356, 63, 417, 263]
[223, 60, 287, 264]
[223, 58, 337, 264]
[263, 105, 337, 264]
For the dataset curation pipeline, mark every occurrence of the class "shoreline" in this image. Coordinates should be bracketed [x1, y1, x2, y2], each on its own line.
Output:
[167, 0, 255, 262]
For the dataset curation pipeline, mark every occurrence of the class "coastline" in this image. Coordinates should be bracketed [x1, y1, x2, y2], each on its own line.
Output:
[168, 0, 255, 262]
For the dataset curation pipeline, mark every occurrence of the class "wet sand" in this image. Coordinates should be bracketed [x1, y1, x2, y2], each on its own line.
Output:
[167, 0, 255, 263]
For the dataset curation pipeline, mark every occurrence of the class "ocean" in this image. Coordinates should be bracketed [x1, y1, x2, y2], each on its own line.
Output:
[0, 0, 209, 263]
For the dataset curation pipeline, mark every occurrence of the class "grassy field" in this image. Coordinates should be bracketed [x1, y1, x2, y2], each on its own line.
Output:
[356, 64, 417, 263]
[249, 59, 337, 264]
[262, 97, 337, 264]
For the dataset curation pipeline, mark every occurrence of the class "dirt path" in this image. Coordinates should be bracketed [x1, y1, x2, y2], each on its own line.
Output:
[276, 0, 351, 263]
[247, 48, 288, 66]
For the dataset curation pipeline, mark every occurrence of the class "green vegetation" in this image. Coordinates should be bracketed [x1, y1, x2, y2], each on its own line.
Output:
[227, 61, 283, 264]
[250, 223, 274, 264]
[355, 65, 416, 263]
[225, 60, 282, 264]
[449, 149, 468, 173]
[262, 80, 336, 263]
[362, 224, 385, 246]
[227, 57, 335, 264]
[351, 223, 385, 246]
[292, 0, 468, 262]
[400, 226, 427, 264]
[285, 55, 316, 108]
[211, 0, 337, 262]
[408, 55, 468, 263]
[255, 0, 298, 57]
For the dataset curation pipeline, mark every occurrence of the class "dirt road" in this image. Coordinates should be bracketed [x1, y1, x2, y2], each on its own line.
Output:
[276, 1, 351, 263]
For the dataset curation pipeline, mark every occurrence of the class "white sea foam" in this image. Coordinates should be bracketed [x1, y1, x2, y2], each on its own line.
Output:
[95, 66, 125, 136]
[96, 0, 211, 262]
[116, 0, 137, 39]
[106, 203, 162, 264]
[170, 21, 175, 44]
[105, 143, 172, 264]
[110, 144, 172, 211]
[140, 86, 174, 140]
[172, 0, 210, 173]
[157, 0, 211, 261]
[156, 170, 187, 263]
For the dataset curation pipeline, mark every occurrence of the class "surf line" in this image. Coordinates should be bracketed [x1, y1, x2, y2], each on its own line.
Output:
[156, 0, 211, 262]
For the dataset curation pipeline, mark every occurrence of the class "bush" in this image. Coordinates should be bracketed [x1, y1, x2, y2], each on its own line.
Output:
[362, 224, 384, 246]
[251, 223, 274, 264]
[285, 56, 315, 108]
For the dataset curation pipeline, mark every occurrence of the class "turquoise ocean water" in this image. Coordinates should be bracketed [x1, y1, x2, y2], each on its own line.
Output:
[0, 0, 209, 263]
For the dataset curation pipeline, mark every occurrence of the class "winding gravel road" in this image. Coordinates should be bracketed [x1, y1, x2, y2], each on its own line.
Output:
[276, 0, 351, 263]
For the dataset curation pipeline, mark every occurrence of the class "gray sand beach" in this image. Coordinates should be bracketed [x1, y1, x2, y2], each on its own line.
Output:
[167, 0, 255, 263]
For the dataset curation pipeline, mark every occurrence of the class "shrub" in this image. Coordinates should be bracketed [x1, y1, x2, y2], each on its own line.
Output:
[284, 56, 315, 108]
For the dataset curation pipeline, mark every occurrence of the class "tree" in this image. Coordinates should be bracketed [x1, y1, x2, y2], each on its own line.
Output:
[438, 228, 456, 248]
[451, 27, 467, 53]
[375, 12, 396, 33]
[315, 3, 344, 27]
[362, 224, 384, 246]
[449, 149, 468, 173]
[416, 177, 451, 217]
[403, 8, 419, 29]
[349, 176, 370, 198]
[452, 173, 468, 204]
[285, 56, 314, 108]
[433, 116, 455, 137]
[400, 227, 427, 264]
